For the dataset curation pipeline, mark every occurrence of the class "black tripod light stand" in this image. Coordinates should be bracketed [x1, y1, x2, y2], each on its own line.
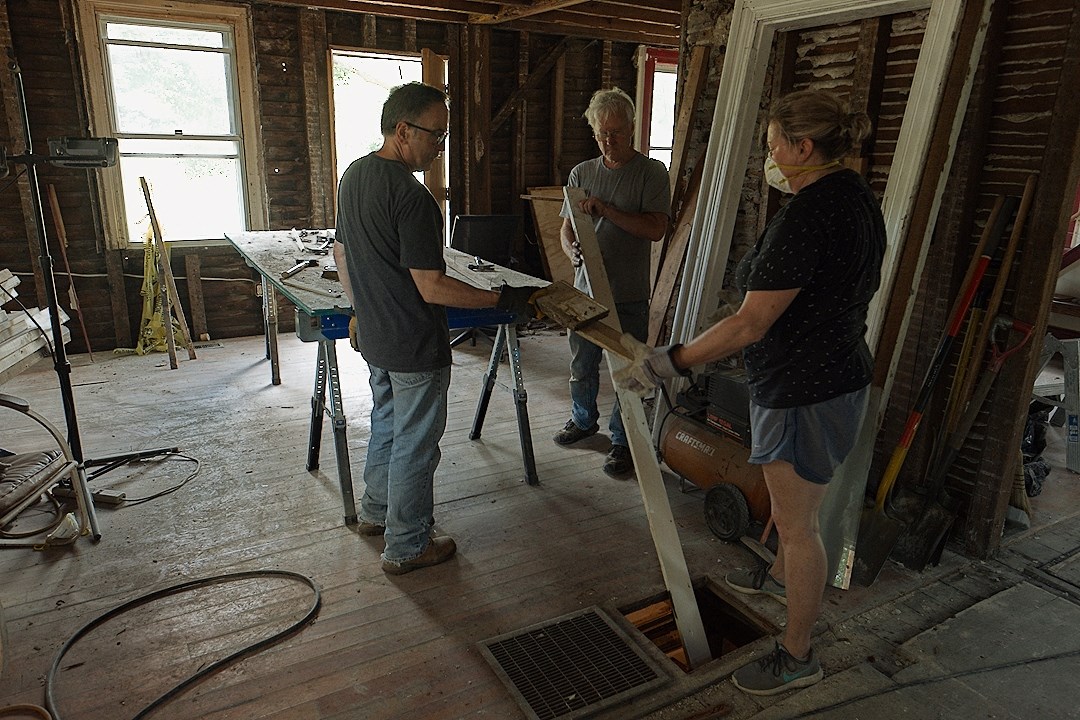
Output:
[4, 57, 178, 539]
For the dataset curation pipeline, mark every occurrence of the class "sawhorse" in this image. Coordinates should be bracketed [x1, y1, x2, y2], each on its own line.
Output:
[302, 308, 540, 527]
[470, 322, 538, 485]
[298, 310, 357, 525]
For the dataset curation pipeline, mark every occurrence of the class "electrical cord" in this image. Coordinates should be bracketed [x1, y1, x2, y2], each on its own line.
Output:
[45, 569, 322, 720]
[0, 490, 65, 541]
[92, 451, 200, 506]
[786, 647, 1080, 718]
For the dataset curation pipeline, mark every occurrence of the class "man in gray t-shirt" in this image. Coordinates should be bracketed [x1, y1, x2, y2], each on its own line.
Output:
[554, 87, 670, 478]
[334, 83, 540, 575]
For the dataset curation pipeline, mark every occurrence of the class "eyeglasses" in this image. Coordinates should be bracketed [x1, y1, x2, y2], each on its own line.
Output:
[405, 121, 449, 145]
[594, 129, 628, 141]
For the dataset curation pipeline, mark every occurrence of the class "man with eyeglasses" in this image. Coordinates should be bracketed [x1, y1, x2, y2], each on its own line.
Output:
[334, 82, 541, 574]
[554, 87, 671, 478]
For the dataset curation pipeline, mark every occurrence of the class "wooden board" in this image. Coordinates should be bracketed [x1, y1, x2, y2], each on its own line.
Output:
[565, 185, 711, 668]
[524, 186, 576, 286]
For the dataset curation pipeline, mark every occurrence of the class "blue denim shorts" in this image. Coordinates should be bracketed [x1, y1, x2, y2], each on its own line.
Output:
[747, 386, 870, 484]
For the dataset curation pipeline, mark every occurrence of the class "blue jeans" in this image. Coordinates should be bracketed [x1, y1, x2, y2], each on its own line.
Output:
[360, 363, 450, 563]
[567, 301, 648, 448]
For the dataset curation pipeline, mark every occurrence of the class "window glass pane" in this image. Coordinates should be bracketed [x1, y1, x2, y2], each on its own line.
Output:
[649, 149, 672, 169]
[120, 157, 244, 241]
[107, 44, 233, 135]
[119, 137, 239, 157]
[649, 70, 677, 149]
[106, 21, 225, 48]
[332, 52, 423, 181]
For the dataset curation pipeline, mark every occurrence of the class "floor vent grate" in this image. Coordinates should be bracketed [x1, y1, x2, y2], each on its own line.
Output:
[480, 606, 669, 720]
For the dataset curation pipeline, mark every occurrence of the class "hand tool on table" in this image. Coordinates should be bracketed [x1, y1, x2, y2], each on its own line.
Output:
[282, 277, 342, 297]
[281, 258, 318, 279]
[851, 193, 1019, 586]
[891, 316, 1034, 571]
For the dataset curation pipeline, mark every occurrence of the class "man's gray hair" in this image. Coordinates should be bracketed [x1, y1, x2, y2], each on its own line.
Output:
[583, 87, 635, 131]
[381, 82, 448, 135]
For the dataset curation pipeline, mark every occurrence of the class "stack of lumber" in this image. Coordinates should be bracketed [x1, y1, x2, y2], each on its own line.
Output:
[0, 269, 70, 386]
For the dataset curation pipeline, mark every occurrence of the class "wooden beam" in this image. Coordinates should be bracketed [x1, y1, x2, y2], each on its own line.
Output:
[756, 29, 797, 239]
[490, 38, 573, 133]
[463, 25, 492, 213]
[601, 40, 612, 87]
[511, 33, 529, 209]
[0, 4, 46, 309]
[565, 185, 711, 669]
[104, 249, 131, 348]
[649, 160, 703, 346]
[362, 13, 377, 46]
[470, 0, 589, 24]
[849, 16, 892, 159]
[300, 9, 335, 229]
[185, 255, 209, 342]
[550, 53, 566, 185]
[654, 44, 709, 288]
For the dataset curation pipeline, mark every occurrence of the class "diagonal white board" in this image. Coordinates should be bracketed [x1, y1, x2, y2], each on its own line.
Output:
[565, 186, 711, 668]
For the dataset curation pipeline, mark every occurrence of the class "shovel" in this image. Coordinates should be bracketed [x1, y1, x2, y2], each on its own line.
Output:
[851, 194, 1018, 586]
[891, 317, 1033, 570]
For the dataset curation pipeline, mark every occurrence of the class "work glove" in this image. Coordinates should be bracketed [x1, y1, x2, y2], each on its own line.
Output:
[348, 315, 360, 352]
[614, 334, 688, 396]
[495, 284, 546, 320]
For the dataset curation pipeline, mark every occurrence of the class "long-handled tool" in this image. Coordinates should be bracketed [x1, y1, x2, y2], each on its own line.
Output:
[891, 317, 1034, 570]
[851, 193, 1019, 586]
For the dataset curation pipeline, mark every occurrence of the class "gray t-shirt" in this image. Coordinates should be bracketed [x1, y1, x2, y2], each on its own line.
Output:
[561, 153, 670, 303]
[335, 153, 450, 372]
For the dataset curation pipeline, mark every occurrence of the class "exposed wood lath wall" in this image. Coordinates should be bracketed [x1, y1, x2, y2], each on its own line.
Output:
[877, 0, 1080, 557]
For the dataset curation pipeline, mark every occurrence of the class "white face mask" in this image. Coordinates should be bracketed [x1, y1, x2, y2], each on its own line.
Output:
[763, 157, 841, 194]
[764, 157, 792, 193]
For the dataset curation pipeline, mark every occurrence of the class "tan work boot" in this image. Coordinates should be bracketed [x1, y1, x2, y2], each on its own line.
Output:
[381, 536, 457, 575]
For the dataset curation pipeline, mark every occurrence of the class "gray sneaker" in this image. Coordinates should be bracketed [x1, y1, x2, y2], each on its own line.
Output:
[732, 642, 822, 695]
[726, 565, 787, 606]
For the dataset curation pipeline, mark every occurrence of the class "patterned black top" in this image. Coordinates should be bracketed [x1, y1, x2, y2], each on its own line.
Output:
[734, 169, 886, 408]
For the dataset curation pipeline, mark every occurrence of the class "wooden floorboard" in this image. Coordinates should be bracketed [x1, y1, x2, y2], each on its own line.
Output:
[0, 330, 756, 719]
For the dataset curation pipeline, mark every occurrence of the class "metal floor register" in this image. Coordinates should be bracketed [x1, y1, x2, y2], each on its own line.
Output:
[479, 607, 669, 720]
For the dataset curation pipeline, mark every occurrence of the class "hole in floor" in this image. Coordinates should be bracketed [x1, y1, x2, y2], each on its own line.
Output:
[620, 576, 773, 672]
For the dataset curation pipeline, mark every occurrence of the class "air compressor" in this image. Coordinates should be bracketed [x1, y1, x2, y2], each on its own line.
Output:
[657, 369, 770, 540]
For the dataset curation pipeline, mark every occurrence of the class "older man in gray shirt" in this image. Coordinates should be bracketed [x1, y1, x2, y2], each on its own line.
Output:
[554, 87, 670, 477]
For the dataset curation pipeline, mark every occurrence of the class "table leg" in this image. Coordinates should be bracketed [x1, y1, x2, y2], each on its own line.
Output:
[471, 325, 507, 440]
[262, 276, 281, 385]
[506, 324, 538, 485]
[307, 342, 328, 471]
[324, 339, 357, 525]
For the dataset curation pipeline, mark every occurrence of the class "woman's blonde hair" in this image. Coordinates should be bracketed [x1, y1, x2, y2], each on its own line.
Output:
[769, 90, 872, 161]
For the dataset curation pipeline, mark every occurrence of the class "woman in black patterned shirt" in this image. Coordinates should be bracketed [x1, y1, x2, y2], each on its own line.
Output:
[622, 89, 886, 696]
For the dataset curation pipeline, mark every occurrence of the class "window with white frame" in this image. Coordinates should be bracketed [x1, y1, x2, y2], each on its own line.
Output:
[76, 1, 265, 247]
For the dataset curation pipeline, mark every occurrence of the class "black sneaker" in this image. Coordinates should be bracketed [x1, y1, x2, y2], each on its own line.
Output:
[553, 419, 599, 445]
[732, 642, 822, 696]
[603, 445, 634, 477]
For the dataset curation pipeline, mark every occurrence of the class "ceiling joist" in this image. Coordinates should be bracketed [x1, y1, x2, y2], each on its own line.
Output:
[470, 0, 589, 25]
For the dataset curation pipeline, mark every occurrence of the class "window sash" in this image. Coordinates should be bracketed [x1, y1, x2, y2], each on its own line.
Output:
[75, 0, 266, 248]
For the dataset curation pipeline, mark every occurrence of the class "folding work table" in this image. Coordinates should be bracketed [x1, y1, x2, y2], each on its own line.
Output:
[226, 230, 545, 526]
